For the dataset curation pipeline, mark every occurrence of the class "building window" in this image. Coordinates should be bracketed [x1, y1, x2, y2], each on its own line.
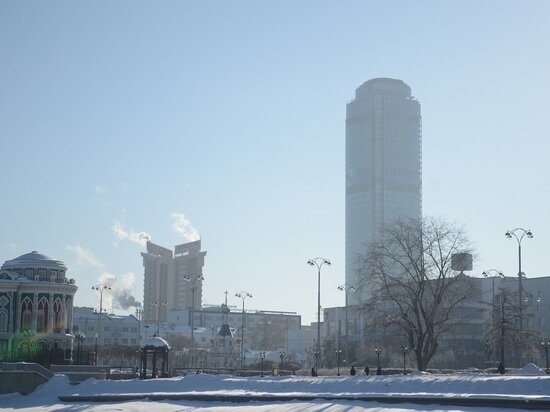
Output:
[131, 327, 137, 333]
[130, 338, 137, 344]
[122, 338, 128, 344]
[53, 299, 62, 333]
[20, 298, 32, 331]
[122, 327, 128, 332]
[37, 297, 49, 332]
[0, 309, 8, 332]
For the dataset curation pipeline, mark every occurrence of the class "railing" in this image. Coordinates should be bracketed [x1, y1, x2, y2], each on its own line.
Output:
[0, 362, 54, 379]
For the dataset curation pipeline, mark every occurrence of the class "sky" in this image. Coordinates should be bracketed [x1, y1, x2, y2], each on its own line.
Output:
[1, 1, 549, 324]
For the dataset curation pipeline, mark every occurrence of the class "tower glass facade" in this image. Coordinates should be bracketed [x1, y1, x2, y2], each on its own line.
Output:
[345, 78, 422, 305]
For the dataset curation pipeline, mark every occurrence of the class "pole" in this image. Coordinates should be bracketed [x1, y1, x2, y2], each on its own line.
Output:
[518, 243, 523, 334]
[546, 345, 549, 374]
[241, 298, 245, 368]
[500, 299, 505, 373]
[191, 286, 195, 368]
[317, 266, 321, 372]
[344, 288, 349, 364]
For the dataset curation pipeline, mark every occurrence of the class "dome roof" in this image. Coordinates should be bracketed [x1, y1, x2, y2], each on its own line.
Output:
[140, 336, 171, 349]
[1, 251, 67, 271]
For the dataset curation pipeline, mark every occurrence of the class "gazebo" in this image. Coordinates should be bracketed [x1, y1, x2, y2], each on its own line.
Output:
[140, 336, 170, 379]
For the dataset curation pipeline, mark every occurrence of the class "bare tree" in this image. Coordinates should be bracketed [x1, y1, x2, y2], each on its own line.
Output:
[360, 217, 475, 371]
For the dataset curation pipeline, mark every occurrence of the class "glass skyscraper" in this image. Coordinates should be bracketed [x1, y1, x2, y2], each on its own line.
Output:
[345, 78, 422, 305]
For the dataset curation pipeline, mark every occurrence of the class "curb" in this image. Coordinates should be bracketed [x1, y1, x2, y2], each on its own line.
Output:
[58, 393, 550, 409]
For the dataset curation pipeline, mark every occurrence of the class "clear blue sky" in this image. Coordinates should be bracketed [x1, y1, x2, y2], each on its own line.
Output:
[1, 1, 549, 324]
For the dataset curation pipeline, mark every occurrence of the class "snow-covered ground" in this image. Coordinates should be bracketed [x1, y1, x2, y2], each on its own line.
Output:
[2, 364, 550, 411]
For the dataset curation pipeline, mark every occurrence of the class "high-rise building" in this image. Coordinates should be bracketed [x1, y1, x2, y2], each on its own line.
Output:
[345, 78, 422, 304]
[142, 240, 206, 324]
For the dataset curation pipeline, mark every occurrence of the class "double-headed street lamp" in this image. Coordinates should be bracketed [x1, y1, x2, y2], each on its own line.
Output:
[541, 340, 550, 374]
[505, 228, 533, 333]
[374, 346, 382, 375]
[259, 352, 266, 377]
[235, 291, 252, 369]
[335, 347, 342, 376]
[152, 301, 167, 336]
[337, 283, 355, 365]
[307, 257, 331, 373]
[92, 283, 111, 365]
[184, 273, 204, 368]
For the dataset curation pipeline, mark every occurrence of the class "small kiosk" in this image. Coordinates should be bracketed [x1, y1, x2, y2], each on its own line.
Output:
[140, 336, 170, 379]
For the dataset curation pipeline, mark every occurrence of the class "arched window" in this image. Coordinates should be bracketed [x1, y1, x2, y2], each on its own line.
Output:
[0, 309, 8, 332]
[53, 299, 62, 333]
[37, 297, 49, 332]
[20, 298, 32, 331]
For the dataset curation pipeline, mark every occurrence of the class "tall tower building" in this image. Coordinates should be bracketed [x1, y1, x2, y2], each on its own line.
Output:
[345, 78, 422, 305]
[142, 240, 206, 324]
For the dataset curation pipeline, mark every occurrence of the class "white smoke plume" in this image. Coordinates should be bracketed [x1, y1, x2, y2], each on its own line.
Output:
[65, 245, 105, 269]
[171, 212, 200, 242]
[112, 220, 151, 246]
[97, 272, 141, 311]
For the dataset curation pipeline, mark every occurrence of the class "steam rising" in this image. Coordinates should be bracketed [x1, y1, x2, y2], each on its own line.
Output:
[97, 272, 141, 311]
[172, 212, 200, 241]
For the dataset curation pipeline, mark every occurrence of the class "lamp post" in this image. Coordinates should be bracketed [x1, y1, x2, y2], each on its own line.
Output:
[75, 332, 85, 365]
[401, 346, 408, 375]
[374, 346, 382, 375]
[335, 347, 342, 376]
[184, 274, 204, 369]
[482, 270, 504, 332]
[259, 352, 265, 377]
[151, 301, 167, 337]
[505, 228, 533, 335]
[337, 284, 355, 365]
[235, 291, 252, 369]
[94, 333, 99, 365]
[307, 257, 331, 374]
[279, 351, 285, 375]
[541, 340, 550, 374]
[92, 284, 111, 365]
[499, 295, 506, 374]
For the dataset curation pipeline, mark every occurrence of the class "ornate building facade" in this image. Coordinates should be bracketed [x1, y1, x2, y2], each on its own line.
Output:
[0, 251, 78, 365]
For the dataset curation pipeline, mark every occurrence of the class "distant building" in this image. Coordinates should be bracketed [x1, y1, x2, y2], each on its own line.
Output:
[324, 275, 550, 369]
[0, 251, 78, 365]
[141, 240, 206, 324]
[72, 307, 140, 348]
[346, 78, 422, 304]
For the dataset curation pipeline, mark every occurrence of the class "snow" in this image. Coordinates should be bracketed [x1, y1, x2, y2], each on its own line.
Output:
[2, 372, 550, 411]
[140, 336, 170, 349]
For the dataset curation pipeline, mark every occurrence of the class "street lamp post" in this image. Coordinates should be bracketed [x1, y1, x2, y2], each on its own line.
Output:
[499, 296, 506, 374]
[482, 270, 504, 331]
[151, 301, 167, 337]
[307, 257, 331, 374]
[401, 346, 408, 375]
[259, 352, 265, 377]
[235, 291, 252, 369]
[505, 228, 533, 335]
[184, 274, 204, 369]
[92, 284, 111, 365]
[279, 351, 285, 375]
[541, 340, 550, 374]
[75, 332, 85, 364]
[374, 346, 382, 375]
[335, 347, 342, 376]
[94, 333, 99, 365]
[337, 284, 355, 365]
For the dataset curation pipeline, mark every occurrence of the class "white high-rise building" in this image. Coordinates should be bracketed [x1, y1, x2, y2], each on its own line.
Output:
[345, 78, 422, 305]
